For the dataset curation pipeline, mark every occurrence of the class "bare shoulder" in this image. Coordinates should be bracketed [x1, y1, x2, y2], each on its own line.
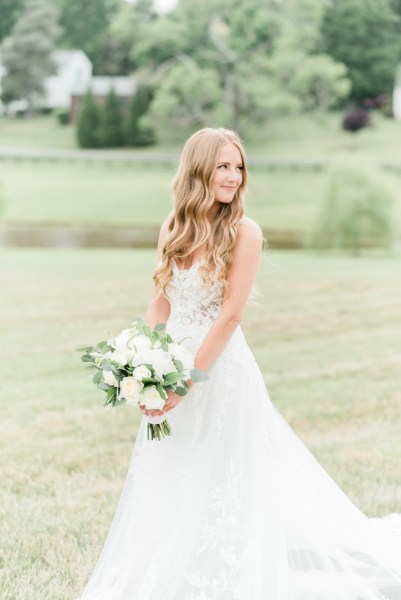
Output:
[157, 212, 174, 258]
[237, 216, 264, 243]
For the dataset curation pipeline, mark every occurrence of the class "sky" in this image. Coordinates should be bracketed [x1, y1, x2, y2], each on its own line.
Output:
[125, 0, 178, 14]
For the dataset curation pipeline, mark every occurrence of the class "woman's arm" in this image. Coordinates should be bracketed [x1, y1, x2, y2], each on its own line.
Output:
[149, 218, 263, 417]
[191, 218, 263, 377]
[145, 219, 171, 329]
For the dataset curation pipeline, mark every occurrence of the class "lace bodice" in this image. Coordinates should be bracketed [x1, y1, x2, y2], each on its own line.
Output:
[166, 258, 224, 349]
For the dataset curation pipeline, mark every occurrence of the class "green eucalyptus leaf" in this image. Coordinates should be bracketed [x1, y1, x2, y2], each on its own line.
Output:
[190, 368, 209, 382]
[81, 355, 94, 363]
[93, 371, 102, 384]
[97, 383, 111, 391]
[174, 386, 187, 396]
[164, 372, 183, 384]
[173, 358, 183, 372]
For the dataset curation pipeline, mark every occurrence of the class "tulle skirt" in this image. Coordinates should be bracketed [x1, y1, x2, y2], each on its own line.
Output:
[76, 323, 401, 600]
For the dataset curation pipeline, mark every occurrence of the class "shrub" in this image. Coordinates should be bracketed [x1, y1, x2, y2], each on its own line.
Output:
[98, 88, 124, 148]
[77, 90, 100, 148]
[126, 85, 156, 147]
[55, 108, 69, 125]
[342, 107, 369, 133]
[310, 161, 395, 255]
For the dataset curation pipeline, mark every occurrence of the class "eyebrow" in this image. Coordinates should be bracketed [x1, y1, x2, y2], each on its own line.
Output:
[218, 161, 244, 166]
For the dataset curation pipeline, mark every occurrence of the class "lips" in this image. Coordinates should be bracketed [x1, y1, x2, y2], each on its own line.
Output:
[222, 186, 237, 190]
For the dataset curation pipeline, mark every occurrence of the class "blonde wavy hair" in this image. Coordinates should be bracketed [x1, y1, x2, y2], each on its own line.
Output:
[153, 127, 248, 302]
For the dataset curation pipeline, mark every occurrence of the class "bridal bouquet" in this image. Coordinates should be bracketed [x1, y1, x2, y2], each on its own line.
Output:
[78, 318, 208, 441]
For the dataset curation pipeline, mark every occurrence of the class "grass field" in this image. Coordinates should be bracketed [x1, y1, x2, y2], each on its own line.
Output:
[1, 111, 401, 161]
[0, 248, 400, 599]
[1, 162, 401, 237]
[0, 162, 329, 232]
[1, 111, 401, 238]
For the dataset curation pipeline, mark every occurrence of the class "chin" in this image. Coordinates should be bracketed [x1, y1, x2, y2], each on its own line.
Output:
[216, 196, 234, 204]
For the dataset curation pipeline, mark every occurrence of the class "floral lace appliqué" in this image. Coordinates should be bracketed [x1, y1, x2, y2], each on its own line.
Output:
[184, 459, 247, 600]
[167, 259, 224, 334]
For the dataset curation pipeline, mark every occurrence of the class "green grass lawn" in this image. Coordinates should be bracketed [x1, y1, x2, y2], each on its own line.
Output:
[1, 162, 401, 237]
[0, 248, 400, 599]
[0, 115, 77, 150]
[1, 111, 401, 162]
[0, 162, 328, 231]
[1, 111, 401, 237]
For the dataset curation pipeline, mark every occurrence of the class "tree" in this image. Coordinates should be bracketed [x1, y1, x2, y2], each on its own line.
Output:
[148, 62, 224, 129]
[322, 0, 401, 101]
[126, 84, 156, 146]
[98, 88, 124, 148]
[55, 0, 121, 73]
[311, 161, 395, 254]
[268, 51, 350, 113]
[77, 90, 101, 148]
[1, 0, 61, 112]
[0, 0, 25, 44]
[125, 0, 350, 135]
[97, 0, 157, 75]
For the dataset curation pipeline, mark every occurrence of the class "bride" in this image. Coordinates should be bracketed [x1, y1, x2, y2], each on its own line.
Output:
[76, 127, 401, 600]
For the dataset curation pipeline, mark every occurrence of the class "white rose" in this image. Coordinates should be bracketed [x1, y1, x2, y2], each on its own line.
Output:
[152, 352, 177, 378]
[114, 331, 131, 350]
[120, 376, 144, 406]
[128, 334, 152, 351]
[103, 370, 118, 387]
[131, 349, 155, 367]
[132, 365, 151, 381]
[140, 385, 165, 410]
[168, 343, 195, 371]
[111, 350, 129, 366]
[152, 340, 162, 349]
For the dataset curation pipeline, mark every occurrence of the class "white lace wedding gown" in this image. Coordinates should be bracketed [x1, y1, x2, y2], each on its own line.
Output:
[76, 258, 401, 600]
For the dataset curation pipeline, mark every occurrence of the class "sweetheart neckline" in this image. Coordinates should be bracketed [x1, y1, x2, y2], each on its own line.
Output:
[172, 257, 205, 272]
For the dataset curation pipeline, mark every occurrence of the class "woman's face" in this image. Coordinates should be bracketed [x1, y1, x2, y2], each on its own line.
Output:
[211, 142, 244, 204]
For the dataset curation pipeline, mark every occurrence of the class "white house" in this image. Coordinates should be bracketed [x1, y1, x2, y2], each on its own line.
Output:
[44, 50, 92, 109]
[393, 64, 401, 120]
[70, 76, 136, 122]
[0, 49, 92, 114]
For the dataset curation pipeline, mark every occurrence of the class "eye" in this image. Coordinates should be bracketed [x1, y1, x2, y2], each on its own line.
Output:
[218, 164, 228, 169]
[236, 166, 244, 171]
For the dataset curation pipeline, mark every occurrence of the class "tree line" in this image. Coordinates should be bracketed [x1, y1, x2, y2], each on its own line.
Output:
[1, 0, 401, 144]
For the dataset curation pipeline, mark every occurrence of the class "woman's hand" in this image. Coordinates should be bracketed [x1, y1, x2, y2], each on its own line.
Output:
[139, 384, 194, 418]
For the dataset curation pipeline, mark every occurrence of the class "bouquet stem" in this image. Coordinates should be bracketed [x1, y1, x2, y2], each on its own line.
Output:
[147, 419, 173, 441]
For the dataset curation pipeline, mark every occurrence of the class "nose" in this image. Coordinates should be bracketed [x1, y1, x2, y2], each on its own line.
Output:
[227, 167, 241, 182]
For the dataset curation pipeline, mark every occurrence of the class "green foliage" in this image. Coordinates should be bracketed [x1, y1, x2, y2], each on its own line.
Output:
[1, 0, 61, 111]
[270, 51, 350, 113]
[76, 90, 100, 148]
[98, 88, 124, 148]
[148, 62, 223, 129]
[55, 108, 69, 125]
[289, 54, 350, 112]
[56, 0, 120, 73]
[125, 0, 351, 135]
[0, 181, 4, 219]
[321, 0, 401, 100]
[311, 161, 395, 254]
[0, 0, 25, 43]
[126, 85, 156, 147]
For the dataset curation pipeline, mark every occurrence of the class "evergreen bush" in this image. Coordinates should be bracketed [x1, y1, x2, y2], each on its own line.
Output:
[77, 90, 100, 148]
[126, 85, 156, 147]
[98, 88, 124, 148]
